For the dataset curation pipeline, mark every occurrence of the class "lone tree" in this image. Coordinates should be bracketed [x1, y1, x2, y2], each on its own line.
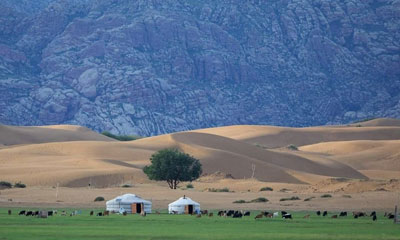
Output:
[143, 148, 202, 189]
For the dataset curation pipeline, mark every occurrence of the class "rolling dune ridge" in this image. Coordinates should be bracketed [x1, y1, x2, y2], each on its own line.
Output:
[0, 119, 399, 190]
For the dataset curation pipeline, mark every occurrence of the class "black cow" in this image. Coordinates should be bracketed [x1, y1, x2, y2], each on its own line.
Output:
[263, 211, 270, 217]
[232, 211, 242, 218]
[316, 211, 321, 216]
[19, 210, 26, 215]
[33, 211, 39, 216]
[48, 211, 53, 216]
[8, 210, 11, 215]
[26, 211, 33, 216]
[243, 211, 250, 216]
[323, 211, 328, 217]
[339, 211, 347, 217]
[282, 214, 292, 219]
[90, 211, 94, 216]
[388, 214, 395, 219]
[370, 211, 376, 217]
[281, 211, 287, 216]
[353, 212, 366, 217]
[227, 210, 235, 217]
[96, 212, 103, 216]
[372, 215, 377, 221]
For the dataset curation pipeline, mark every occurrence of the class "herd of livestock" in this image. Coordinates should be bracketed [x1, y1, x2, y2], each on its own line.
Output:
[7, 209, 398, 222]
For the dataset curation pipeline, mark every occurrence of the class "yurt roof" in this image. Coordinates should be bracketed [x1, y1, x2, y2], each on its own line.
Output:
[168, 197, 200, 206]
[106, 194, 151, 204]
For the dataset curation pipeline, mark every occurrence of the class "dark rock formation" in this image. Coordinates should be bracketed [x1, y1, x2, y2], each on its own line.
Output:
[1, 0, 399, 135]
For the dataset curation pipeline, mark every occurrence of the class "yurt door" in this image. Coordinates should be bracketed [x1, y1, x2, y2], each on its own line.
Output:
[131, 203, 144, 214]
[131, 203, 137, 214]
[185, 205, 193, 214]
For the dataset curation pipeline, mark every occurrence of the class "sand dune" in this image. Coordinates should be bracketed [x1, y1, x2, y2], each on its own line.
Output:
[299, 140, 400, 171]
[0, 124, 114, 145]
[0, 119, 399, 189]
[348, 118, 400, 127]
[195, 125, 400, 148]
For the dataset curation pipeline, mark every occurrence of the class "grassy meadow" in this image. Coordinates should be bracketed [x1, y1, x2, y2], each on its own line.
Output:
[0, 208, 399, 240]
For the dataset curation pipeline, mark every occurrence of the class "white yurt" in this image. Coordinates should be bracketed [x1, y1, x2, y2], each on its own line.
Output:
[168, 195, 200, 214]
[106, 194, 152, 214]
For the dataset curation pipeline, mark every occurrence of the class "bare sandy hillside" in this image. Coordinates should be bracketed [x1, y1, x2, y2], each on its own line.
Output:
[0, 124, 114, 145]
[0, 118, 399, 198]
[194, 125, 400, 148]
[348, 118, 400, 127]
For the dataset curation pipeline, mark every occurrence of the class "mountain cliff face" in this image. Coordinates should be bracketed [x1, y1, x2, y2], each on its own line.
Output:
[1, 0, 399, 136]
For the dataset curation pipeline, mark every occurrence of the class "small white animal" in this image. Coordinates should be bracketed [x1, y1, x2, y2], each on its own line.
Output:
[273, 212, 279, 218]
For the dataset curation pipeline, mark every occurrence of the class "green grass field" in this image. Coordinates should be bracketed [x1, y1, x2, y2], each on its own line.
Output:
[0, 208, 399, 240]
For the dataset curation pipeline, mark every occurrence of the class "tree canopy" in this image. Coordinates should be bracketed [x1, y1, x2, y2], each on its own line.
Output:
[143, 148, 202, 189]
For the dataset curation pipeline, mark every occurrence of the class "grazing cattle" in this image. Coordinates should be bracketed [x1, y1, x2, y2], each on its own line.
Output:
[140, 211, 146, 217]
[254, 213, 263, 220]
[388, 214, 395, 219]
[26, 211, 33, 216]
[323, 211, 328, 217]
[232, 212, 243, 218]
[281, 211, 287, 216]
[201, 210, 208, 215]
[267, 213, 273, 218]
[217, 211, 225, 217]
[282, 214, 292, 219]
[97, 212, 103, 216]
[90, 211, 94, 216]
[273, 212, 279, 218]
[48, 211, 53, 216]
[34, 211, 39, 216]
[227, 210, 235, 217]
[262, 211, 270, 217]
[19, 210, 26, 215]
[353, 212, 366, 218]
[316, 211, 321, 216]
[373, 215, 377, 221]
[243, 211, 250, 216]
[303, 214, 310, 219]
[331, 215, 338, 219]
[354, 215, 359, 219]
[104, 211, 110, 216]
[196, 214, 201, 218]
[8, 210, 11, 215]
[339, 211, 347, 217]
[370, 211, 376, 217]
[209, 213, 213, 217]
[123, 212, 127, 216]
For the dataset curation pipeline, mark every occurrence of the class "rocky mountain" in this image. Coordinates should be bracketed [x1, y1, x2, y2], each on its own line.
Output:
[0, 0, 399, 136]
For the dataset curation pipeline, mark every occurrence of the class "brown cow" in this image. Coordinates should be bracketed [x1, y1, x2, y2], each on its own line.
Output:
[209, 213, 213, 217]
[103, 210, 110, 216]
[254, 213, 263, 220]
[267, 213, 273, 218]
[303, 214, 310, 219]
[331, 215, 338, 218]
